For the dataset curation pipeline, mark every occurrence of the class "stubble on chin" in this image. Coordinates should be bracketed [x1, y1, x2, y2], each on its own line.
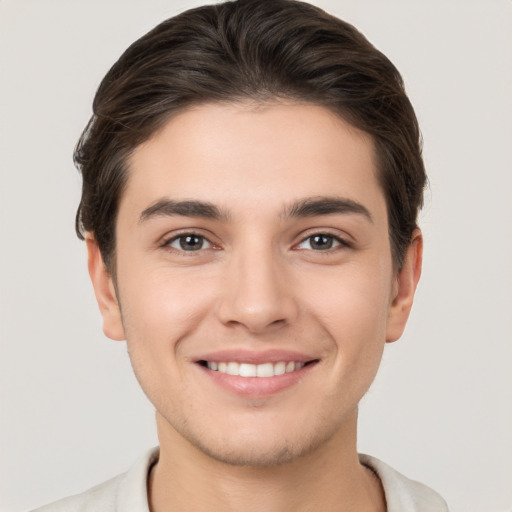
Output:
[157, 405, 351, 469]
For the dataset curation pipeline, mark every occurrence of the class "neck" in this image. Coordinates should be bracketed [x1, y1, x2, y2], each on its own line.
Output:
[148, 411, 386, 512]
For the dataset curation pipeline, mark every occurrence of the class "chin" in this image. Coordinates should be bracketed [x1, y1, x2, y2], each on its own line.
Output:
[167, 409, 347, 468]
[197, 441, 300, 467]
[186, 433, 321, 467]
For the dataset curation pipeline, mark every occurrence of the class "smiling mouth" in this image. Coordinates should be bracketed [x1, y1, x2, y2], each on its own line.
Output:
[199, 360, 317, 377]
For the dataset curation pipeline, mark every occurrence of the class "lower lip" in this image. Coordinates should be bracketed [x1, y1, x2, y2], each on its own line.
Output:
[197, 362, 317, 397]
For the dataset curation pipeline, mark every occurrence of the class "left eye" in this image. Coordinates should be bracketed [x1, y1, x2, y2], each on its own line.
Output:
[297, 234, 343, 251]
[166, 234, 212, 251]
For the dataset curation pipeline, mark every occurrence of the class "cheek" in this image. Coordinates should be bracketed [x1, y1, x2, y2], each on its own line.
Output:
[308, 263, 392, 327]
[116, 266, 217, 409]
[299, 260, 393, 371]
[117, 263, 218, 354]
[315, 271, 391, 400]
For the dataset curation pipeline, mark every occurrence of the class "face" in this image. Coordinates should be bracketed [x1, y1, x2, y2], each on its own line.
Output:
[88, 102, 421, 467]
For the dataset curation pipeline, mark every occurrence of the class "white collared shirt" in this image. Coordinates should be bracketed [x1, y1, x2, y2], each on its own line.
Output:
[32, 448, 449, 512]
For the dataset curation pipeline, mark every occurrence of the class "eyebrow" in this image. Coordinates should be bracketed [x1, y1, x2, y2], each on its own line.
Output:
[139, 196, 372, 224]
[283, 196, 373, 223]
[139, 199, 230, 223]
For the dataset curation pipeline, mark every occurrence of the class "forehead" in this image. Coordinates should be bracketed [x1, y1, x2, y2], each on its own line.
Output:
[121, 102, 385, 223]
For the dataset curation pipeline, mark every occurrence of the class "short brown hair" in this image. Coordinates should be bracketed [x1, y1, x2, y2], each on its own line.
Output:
[75, 0, 426, 271]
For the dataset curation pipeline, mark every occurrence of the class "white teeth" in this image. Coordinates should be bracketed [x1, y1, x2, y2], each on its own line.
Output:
[239, 363, 257, 377]
[274, 362, 286, 375]
[256, 362, 274, 377]
[226, 362, 239, 375]
[206, 361, 307, 377]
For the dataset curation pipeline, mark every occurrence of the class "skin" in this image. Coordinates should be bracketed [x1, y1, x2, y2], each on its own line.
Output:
[87, 102, 422, 512]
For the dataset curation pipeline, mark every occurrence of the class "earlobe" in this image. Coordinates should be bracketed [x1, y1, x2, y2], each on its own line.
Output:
[386, 229, 423, 343]
[86, 236, 125, 341]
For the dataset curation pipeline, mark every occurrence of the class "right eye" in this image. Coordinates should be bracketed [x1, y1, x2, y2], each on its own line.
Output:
[165, 234, 213, 252]
[295, 233, 349, 252]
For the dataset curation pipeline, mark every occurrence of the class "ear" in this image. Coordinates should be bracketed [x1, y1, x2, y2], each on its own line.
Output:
[86, 236, 125, 341]
[386, 229, 423, 343]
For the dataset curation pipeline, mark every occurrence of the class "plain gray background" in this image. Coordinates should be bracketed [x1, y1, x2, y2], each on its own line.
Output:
[0, 1, 511, 511]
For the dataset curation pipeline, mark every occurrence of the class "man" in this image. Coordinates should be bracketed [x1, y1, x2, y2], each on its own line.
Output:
[34, 0, 448, 510]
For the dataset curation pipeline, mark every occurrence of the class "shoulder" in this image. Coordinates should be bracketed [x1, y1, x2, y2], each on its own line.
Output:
[359, 454, 449, 512]
[31, 448, 159, 512]
[31, 474, 122, 512]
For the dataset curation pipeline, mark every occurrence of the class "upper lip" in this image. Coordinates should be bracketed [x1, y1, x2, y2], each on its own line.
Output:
[194, 349, 317, 365]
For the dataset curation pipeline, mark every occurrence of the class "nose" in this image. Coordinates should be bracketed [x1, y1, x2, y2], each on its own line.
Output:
[216, 244, 299, 334]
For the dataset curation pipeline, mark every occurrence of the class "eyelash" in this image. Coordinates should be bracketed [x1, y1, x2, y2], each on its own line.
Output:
[161, 231, 351, 254]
